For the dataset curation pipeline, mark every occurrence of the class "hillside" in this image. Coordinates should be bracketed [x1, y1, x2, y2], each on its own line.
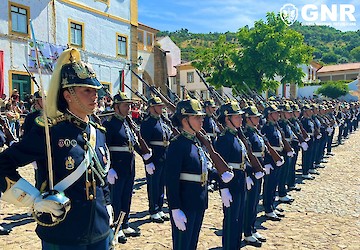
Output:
[157, 23, 360, 64]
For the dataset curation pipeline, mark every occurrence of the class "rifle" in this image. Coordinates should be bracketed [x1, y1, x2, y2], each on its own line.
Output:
[195, 69, 225, 105]
[123, 82, 148, 103]
[130, 69, 233, 177]
[243, 81, 265, 102]
[23, 64, 40, 89]
[275, 123, 294, 154]
[125, 116, 151, 155]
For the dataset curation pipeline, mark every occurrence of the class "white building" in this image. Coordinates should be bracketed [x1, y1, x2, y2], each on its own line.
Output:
[0, 0, 140, 100]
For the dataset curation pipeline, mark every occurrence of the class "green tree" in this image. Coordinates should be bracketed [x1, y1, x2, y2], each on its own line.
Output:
[315, 81, 349, 98]
[234, 12, 314, 91]
[321, 52, 338, 64]
[350, 46, 360, 62]
[192, 35, 237, 88]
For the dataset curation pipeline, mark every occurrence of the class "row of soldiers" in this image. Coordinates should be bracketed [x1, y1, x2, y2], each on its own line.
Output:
[0, 47, 359, 249]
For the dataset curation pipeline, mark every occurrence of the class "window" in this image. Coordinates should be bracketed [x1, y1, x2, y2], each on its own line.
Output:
[117, 34, 127, 57]
[187, 72, 194, 83]
[146, 33, 153, 46]
[69, 20, 84, 48]
[10, 72, 32, 101]
[138, 31, 144, 44]
[9, 3, 29, 35]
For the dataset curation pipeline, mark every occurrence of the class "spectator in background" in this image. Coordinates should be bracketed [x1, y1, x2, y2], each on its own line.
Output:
[131, 103, 141, 124]
[10, 89, 20, 103]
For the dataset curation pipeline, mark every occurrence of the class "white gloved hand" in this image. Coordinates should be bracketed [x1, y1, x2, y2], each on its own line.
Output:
[220, 188, 233, 208]
[142, 150, 152, 161]
[254, 171, 265, 179]
[221, 171, 234, 183]
[326, 127, 332, 133]
[276, 156, 285, 166]
[264, 164, 274, 175]
[301, 142, 308, 151]
[106, 204, 114, 225]
[145, 162, 156, 175]
[246, 176, 254, 190]
[33, 196, 64, 217]
[305, 136, 311, 142]
[171, 209, 187, 231]
[107, 168, 118, 185]
[316, 134, 322, 139]
[287, 150, 295, 157]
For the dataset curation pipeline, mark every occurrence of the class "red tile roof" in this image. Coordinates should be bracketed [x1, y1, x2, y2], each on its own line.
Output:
[317, 62, 360, 73]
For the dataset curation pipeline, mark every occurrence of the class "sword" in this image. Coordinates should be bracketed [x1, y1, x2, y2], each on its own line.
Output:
[29, 20, 70, 226]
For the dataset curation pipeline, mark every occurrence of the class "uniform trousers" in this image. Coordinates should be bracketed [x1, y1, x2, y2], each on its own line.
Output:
[170, 209, 205, 250]
[326, 131, 334, 153]
[146, 159, 165, 215]
[263, 166, 280, 213]
[337, 125, 344, 144]
[278, 156, 291, 197]
[110, 170, 135, 229]
[222, 171, 245, 250]
[243, 176, 262, 237]
[42, 236, 110, 250]
[287, 146, 299, 188]
[302, 138, 314, 175]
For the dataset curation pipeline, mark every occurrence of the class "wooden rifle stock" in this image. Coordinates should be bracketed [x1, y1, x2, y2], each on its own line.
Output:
[125, 116, 151, 155]
[196, 130, 232, 176]
[275, 123, 294, 154]
[264, 140, 284, 163]
[287, 121, 306, 144]
[297, 119, 310, 140]
[237, 128, 264, 173]
[253, 126, 283, 164]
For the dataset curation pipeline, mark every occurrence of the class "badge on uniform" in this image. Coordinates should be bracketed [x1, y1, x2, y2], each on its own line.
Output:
[65, 156, 75, 170]
[58, 139, 65, 148]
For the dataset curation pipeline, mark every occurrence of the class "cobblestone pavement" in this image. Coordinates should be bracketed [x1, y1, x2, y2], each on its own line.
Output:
[0, 130, 359, 250]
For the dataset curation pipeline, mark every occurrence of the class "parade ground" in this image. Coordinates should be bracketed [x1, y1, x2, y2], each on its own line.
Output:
[0, 129, 359, 250]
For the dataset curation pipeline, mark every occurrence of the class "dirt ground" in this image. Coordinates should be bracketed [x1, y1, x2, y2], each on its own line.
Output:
[0, 128, 359, 250]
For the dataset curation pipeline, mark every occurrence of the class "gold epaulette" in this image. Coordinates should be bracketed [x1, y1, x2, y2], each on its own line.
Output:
[35, 116, 54, 127]
[90, 121, 107, 133]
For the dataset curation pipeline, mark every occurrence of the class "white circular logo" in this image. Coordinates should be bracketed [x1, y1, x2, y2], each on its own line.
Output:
[280, 3, 299, 26]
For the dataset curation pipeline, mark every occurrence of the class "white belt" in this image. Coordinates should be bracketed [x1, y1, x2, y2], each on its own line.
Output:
[228, 162, 245, 170]
[285, 138, 292, 142]
[252, 152, 264, 157]
[206, 133, 216, 137]
[109, 146, 132, 152]
[272, 146, 283, 152]
[308, 133, 314, 136]
[180, 172, 208, 185]
[150, 141, 170, 147]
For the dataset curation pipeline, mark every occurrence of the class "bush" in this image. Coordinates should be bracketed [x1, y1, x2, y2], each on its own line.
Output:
[315, 81, 349, 98]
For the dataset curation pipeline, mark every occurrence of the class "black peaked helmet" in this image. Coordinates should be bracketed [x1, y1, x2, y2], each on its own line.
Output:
[147, 96, 164, 106]
[218, 100, 244, 119]
[175, 99, 205, 116]
[113, 91, 135, 104]
[243, 105, 261, 117]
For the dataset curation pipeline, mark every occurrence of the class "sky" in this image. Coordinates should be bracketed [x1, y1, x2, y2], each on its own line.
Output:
[138, 0, 360, 33]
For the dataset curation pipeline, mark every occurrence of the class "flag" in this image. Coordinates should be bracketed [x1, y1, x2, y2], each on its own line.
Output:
[0, 51, 4, 96]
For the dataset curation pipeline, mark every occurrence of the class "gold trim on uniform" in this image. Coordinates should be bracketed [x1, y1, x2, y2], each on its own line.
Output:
[65, 156, 75, 170]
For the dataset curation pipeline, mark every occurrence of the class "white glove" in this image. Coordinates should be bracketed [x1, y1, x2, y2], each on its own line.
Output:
[106, 204, 114, 225]
[221, 171, 234, 183]
[326, 127, 332, 133]
[33, 196, 64, 217]
[264, 164, 274, 175]
[276, 156, 285, 166]
[142, 150, 152, 161]
[246, 176, 254, 190]
[301, 142, 308, 151]
[220, 188, 233, 208]
[107, 168, 118, 185]
[145, 162, 156, 175]
[171, 209, 187, 231]
[1, 178, 40, 207]
[305, 136, 311, 142]
[316, 134, 322, 139]
[287, 150, 295, 157]
[254, 171, 265, 179]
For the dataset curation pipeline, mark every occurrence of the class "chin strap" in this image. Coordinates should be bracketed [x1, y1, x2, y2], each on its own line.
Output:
[185, 117, 197, 134]
[68, 87, 94, 115]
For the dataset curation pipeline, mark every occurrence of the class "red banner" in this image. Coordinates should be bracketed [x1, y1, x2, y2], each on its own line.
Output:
[0, 51, 4, 96]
